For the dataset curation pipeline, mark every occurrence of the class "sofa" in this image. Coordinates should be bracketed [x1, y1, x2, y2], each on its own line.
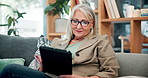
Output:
[0, 34, 148, 77]
[0, 34, 38, 66]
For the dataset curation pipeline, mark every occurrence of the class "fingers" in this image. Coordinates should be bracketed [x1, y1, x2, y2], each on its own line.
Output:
[59, 75, 84, 78]
[35, 55, 42, 64]
[59, 75, 73, 78]
[35, 55, 43, 71]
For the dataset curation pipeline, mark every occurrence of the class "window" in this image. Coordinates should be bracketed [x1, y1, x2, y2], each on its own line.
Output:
[0, 0, 46, 37]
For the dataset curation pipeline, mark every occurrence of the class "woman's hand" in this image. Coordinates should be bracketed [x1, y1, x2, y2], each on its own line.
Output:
[59, 74, 100, 78]
[59, 74, 86, 78]
[35, 55, 43, 71]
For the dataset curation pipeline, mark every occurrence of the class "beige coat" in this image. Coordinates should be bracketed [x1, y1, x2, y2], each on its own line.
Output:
[50, 35, 119, 78]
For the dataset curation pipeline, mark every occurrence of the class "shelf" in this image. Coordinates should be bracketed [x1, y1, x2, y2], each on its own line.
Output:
[101, 17, 148, 23]
[99, 0, 148, 53]
[48, 32, 65, 40]
[143, 36, 148, 43]
[48, 32, 65, 36]
[94, 9, 99, 14]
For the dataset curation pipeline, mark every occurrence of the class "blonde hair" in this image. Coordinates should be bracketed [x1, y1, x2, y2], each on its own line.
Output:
[64, 4, 98, 39]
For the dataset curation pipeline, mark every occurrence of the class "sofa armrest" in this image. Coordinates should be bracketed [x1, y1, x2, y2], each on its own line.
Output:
[116, 53, 148, 77]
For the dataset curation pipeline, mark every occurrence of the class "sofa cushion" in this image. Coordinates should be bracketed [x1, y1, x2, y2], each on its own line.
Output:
[0, 34, 38, 66]
[0, 58, 25, 71]
[116, 53, 148, 77]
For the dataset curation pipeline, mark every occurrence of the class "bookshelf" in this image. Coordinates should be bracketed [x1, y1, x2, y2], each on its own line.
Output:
[46, 0, 148, 53]
[99, 0, 148, 53]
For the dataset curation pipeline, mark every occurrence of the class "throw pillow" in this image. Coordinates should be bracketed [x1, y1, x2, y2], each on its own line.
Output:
[0, 58, 25, 71]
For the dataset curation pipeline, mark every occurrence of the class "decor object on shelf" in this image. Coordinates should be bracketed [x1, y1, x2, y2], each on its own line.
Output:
[126, 5, 134, 18]
[132, 9, 141, 17]
[55, 18, 68, 32]
[122, 1, 131, 17]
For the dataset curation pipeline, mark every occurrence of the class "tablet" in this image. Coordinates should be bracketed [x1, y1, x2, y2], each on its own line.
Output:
[39, 46, 72, 76]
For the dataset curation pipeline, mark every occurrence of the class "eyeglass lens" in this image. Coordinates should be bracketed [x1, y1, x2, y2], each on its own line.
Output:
[71, 19, 89, 26]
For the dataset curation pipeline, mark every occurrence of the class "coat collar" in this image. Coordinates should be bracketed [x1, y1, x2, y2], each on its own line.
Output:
[77, 36, 99, 52]
[51, 38, 70, 49]
[52, 35, 99, 51]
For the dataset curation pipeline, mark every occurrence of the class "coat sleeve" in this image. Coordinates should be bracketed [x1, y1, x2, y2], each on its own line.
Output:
[29, 36, 51, 70]
[96, 35, 119, 78]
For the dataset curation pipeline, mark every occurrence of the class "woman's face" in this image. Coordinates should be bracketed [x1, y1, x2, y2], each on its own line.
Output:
[71, 10, 93, 39]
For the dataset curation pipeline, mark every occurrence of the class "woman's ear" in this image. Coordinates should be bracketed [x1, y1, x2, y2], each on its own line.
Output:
[90, 23, 94, 28]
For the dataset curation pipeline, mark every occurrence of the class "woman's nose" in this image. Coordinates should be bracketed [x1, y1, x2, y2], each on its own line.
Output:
[76, 23, 82, 29]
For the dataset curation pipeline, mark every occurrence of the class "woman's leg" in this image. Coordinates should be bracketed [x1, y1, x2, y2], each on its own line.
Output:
[0, 64, 50, 78]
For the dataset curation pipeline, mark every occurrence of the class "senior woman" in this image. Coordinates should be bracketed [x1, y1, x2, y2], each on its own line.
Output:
[0, 4, 119, 78]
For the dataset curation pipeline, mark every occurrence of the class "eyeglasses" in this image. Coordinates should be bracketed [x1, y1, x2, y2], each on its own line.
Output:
[71, 19, 92, 27]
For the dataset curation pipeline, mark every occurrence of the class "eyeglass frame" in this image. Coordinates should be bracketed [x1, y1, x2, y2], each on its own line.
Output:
[70, 19, 94, 27]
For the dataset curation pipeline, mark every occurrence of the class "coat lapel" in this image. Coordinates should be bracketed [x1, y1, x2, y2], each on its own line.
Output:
[51, 36, 99, 52]
[77, 36, 99, 52]
[51, 38, 70, 49]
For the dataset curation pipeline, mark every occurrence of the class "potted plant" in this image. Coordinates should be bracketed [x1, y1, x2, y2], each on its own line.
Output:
[44, 0, 70, 33]
[44, 0, 70, 16]
[0, 3, 26, 36]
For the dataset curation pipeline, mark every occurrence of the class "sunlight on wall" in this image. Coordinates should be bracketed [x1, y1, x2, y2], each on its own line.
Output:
[16, 7, 44, 37]
[0, 0, 45, 37]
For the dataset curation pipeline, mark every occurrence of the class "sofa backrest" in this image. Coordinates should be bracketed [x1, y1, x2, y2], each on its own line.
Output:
[0, 34, 38, 66]
[116, 53, 148, 77]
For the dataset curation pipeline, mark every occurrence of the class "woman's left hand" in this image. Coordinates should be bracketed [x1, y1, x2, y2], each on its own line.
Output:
[59, 74, 87, 78]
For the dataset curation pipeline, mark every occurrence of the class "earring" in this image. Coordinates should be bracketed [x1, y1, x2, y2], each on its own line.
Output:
[90, 28, 93, 31]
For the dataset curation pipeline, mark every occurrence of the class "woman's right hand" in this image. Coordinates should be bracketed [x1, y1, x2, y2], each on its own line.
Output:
[35, 55, 43, 71]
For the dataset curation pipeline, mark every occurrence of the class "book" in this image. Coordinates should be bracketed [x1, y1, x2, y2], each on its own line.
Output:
[103, 0, 112, 19]
[107, 0, 116, 18]
[141, 9, 148, 14]
[110, 0, 120, 18]
[115, 0, 124, 18]
[140, 13, 148, 17]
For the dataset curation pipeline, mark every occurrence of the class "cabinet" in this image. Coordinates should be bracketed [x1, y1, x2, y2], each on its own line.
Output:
[99, 0, 148, 53]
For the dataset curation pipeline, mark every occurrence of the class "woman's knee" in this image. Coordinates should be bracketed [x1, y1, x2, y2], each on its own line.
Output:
[2, 64, 24, 73]
[0, 64, 20, 77]
[1, 64, 50, 78]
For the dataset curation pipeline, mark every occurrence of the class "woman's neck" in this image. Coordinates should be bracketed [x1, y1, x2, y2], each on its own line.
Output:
[69, 38, 84, 45]
[73, 37, 84, 41]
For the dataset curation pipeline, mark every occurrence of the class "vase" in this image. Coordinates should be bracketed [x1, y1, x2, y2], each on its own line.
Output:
[55, 18, 68, 32]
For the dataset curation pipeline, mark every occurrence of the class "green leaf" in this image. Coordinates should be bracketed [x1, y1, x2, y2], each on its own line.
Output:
[14, 29, 19, 36]
[0, 4, 13, 9]
[12, 19, 16, 26]
[44, 5, 55, 14]
[8, 29, 14, 35]
[8, 17, 13, 27]
[16, 10, 26, 19]
[0, 24, 8, 26]
[15, 19, 18, 23]
[0, 3, 15, 12]
[63, 4, 69, 15]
